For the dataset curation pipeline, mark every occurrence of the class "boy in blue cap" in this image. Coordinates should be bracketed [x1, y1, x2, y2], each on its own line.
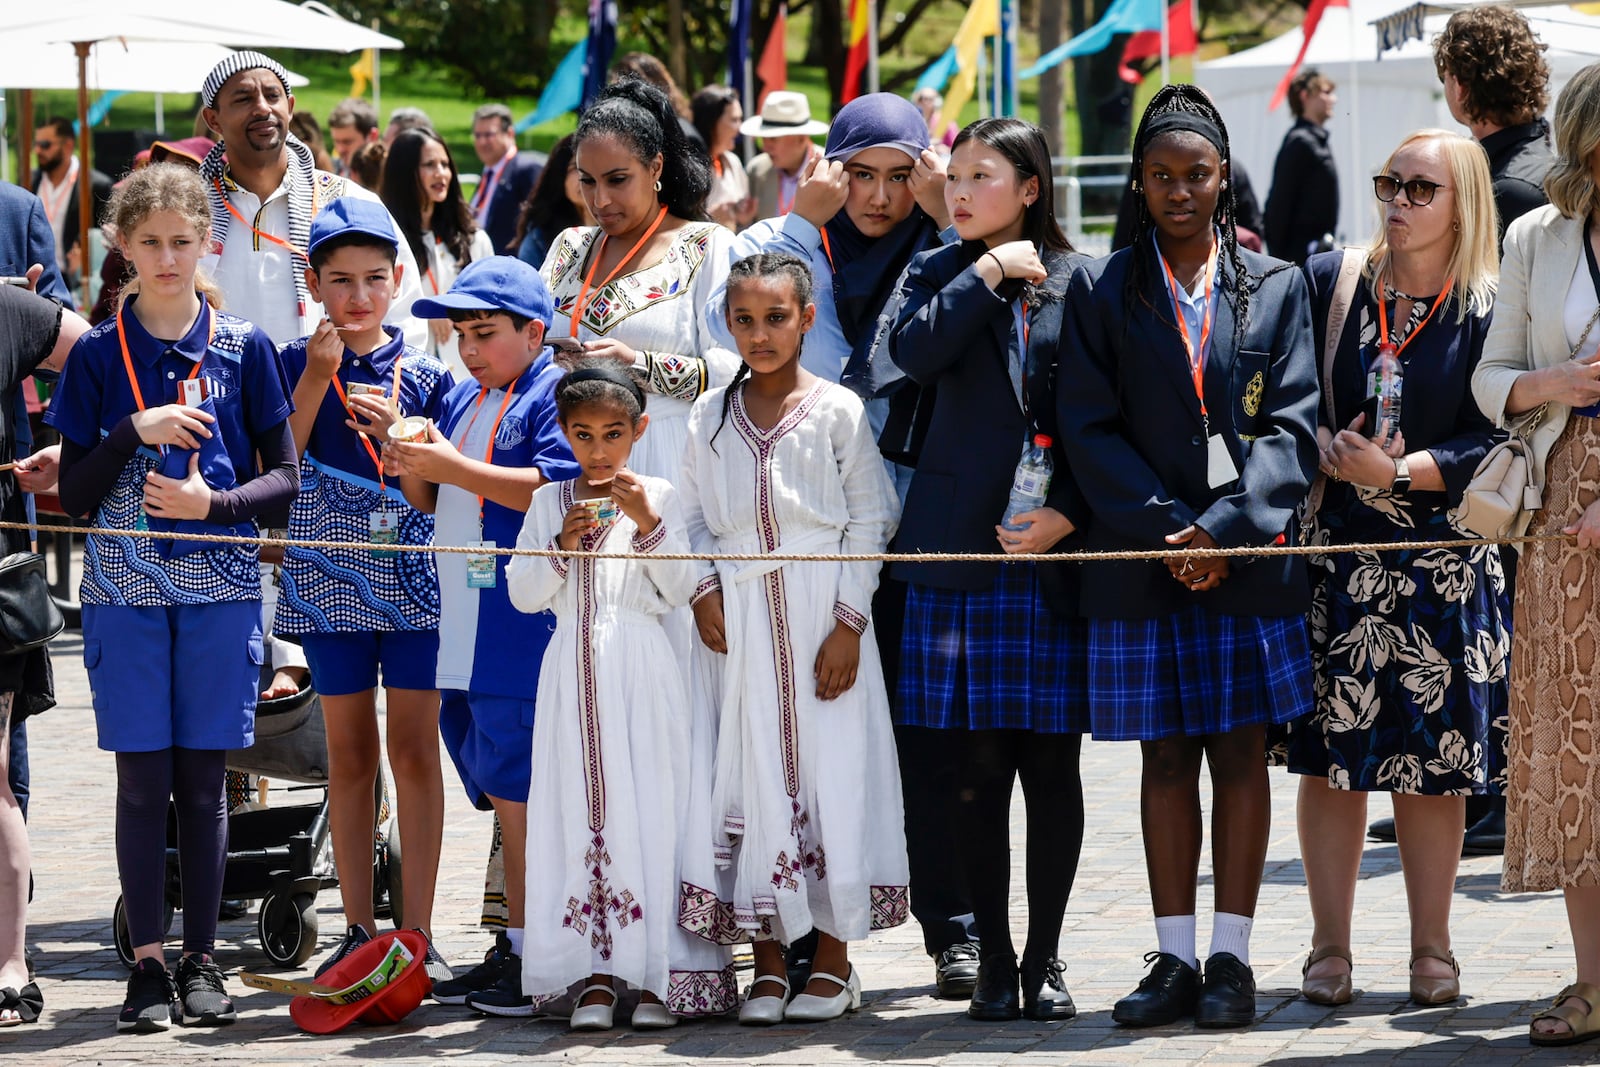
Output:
[388, 255, 578, 1014]
[274, 197, 455, 982]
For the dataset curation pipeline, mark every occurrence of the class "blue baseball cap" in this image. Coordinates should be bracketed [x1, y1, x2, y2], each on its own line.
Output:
[306, 197, 399, 260]
[412, 256, 554, 323]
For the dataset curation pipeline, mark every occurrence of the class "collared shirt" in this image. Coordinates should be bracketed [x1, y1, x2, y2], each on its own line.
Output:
[1151, 231, 1221, 371]
[471, 147, 515, 227]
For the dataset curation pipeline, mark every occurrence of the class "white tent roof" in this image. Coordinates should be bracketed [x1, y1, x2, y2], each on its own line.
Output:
[1198, 0, 1600, 249]
[1, 41, 310, 94]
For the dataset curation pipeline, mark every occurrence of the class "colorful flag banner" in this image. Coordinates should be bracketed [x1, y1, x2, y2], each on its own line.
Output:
[1119, 0, 1196, 83]
[942, 0, 1000, 123]
[841, 0, 871, 103]
[1020, 0, 1164, 77]
[1269, 0, 1349, 111]
[756, 4, 789, 110]
[582, 0, 617, 110]
[516, 39, 587, 133]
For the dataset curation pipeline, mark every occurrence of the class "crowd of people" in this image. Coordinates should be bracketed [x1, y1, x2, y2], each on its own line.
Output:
[0, 3, 1597, 1052]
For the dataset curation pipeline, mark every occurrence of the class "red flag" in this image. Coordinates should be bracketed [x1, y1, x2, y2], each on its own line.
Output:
[1270, 0, 1349, 110]
[1118, 0, 1198, 84]
[841, 0, 870, 103]
[756, 3, 788, 111]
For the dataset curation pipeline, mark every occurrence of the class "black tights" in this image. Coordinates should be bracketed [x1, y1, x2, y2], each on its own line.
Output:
[955, 730, 1084, 965]
[116, 748, 228, 955]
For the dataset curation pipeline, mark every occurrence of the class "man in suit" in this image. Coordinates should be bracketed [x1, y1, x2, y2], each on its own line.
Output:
[1264, 70, 1339, 265]
[30, 118, 113, 295]
[468, 103, 543, 254]
[741, 92, 830, 220]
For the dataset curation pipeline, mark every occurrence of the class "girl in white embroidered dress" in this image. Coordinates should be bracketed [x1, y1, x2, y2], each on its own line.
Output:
[682, 253, 909, 1026]
[506, 363, 735, 1031]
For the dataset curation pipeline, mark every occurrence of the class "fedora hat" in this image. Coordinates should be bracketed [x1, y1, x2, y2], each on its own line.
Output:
[739, 91, 830, 139]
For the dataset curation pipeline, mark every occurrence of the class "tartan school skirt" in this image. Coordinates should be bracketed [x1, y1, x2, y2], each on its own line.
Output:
[896, 562, 1090, 734]
[1087, 603, 1313, 741]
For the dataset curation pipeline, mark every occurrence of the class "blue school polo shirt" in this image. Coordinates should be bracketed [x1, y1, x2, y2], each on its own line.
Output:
[46, 297, 293, 606]
[273, 326, 454, 634]
[433, 350, 578, 700]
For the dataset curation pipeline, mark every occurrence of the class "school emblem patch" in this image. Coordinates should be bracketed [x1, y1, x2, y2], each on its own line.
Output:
[1242, 370, 1264, 418]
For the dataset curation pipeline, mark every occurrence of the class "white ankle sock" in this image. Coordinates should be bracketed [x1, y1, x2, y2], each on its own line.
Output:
[506, 927, 525, 956]
[1209, 912, 1254, 966]
[1155, 914, 1197, 964]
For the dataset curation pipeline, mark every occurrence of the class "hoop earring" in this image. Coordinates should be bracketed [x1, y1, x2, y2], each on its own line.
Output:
[654, 179, 663, 193]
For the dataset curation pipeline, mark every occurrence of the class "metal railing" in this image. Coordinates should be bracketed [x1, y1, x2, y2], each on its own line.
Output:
[1052, 154, 1131, 258]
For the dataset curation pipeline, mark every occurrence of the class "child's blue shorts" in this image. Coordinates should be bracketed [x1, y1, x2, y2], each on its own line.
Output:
[439, 689, 534, 805]
[83, 601, 263, 752]
[300, 629, 439, 696]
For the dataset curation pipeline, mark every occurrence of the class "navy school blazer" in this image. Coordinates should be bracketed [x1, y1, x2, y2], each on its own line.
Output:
[888, 241, 1091, 594]
[1057, 244, 1320, 619]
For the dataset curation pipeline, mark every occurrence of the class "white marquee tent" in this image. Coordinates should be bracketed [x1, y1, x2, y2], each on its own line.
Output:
[1197, 0, 1600, 247]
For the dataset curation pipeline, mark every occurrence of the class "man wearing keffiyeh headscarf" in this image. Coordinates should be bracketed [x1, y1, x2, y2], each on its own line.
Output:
[196, 51, 426, 352]
[706, 92, 980, 1002]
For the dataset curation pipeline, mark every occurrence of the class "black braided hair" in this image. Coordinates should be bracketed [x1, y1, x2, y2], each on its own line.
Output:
[575, 77, 711, 222]
[711, 252, 815, 452]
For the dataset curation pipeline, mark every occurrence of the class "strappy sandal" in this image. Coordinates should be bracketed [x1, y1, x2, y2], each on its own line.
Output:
[0, 982, 42, 1026]
[1531, 982, 1600, 1047]
[1300, 946, 1353, 1006]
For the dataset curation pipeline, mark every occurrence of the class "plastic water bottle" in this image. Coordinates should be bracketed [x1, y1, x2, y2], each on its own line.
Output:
[1002, 434, 1053, 532]
[1373, 343, 1403, 443]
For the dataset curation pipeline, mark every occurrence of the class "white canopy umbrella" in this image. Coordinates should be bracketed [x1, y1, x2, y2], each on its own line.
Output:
[3, 40, 311, 95]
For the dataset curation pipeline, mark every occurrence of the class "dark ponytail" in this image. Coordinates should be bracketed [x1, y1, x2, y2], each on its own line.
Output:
[576, 77, 711, 222]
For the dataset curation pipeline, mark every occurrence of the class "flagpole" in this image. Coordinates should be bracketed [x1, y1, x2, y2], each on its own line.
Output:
[867, 0, 880, 93]
[1346, 2, 1359, 245]
[371, 20, 382, 118]
[1160, 0, 1171, 85]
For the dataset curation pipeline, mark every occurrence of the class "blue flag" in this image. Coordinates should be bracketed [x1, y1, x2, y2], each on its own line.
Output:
[1019, 0, 1164, 77]
[583, 0, 618, 109]
[517, 40, 588, 133]
[729, 0, 752, 105]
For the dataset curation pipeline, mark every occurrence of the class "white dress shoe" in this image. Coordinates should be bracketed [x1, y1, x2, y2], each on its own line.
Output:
[631, 1000, 678, 1030]
[738, 973, 791, 1026]
[784, 966, 861, 1021]
[568, 984, 616, 1031]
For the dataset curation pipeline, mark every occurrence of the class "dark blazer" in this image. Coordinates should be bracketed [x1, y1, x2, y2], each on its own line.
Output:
[1480, 120, 1552, 245]
[0, 183, 70, 304]
[31, 165, 113, 276]
[1058, 244, 1319, 619]
[483, 152, 544, 255]
[1264, 119, 1338, 264]
[888, 241, 1090, 593]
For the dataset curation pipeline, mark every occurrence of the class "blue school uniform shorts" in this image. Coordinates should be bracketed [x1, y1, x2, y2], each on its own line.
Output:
[83, 601, 263, 752]
[300, 629, 440, 696]
[438, 690, 534, 805]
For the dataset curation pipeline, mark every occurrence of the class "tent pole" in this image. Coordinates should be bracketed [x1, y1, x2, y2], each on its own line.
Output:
[1161, 0, 1171, 86]
[372, 19, 383, 118]
[18, 91, 34, 196]
[75, 40, 92, 312]
[155, 93, 165, 136]
[1346, 3, 1358, 245]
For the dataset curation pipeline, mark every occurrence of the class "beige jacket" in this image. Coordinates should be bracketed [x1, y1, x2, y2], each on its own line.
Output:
[1473, 204, 1587, 492]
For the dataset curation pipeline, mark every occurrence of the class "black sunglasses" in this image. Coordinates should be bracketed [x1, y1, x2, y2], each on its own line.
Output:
[1373, 175, 1446, 206]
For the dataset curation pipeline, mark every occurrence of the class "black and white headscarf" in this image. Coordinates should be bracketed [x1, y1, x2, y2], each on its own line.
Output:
[199, 133, 321, 315]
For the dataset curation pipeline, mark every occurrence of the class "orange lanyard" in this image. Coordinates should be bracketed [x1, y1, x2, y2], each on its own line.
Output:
[568, 205, 668, 337]
[1377, 277, 1452, 360]
[1160, 242, 1219, 421]
[472, 151, 511, 213]
[116, 301, 210, 413]
[462, 380, 518, 527]
[214, 180, 308, 261]
[425, 266, 440, 295]
[820, 228, 834, 272]
[327, 348, 404, 486]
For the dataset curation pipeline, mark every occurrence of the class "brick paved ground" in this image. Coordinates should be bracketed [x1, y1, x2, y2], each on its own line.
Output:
[2, 628, 1591, 1065]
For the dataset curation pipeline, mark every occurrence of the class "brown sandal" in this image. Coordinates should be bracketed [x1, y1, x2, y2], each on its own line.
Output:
[1300, 946, 1353, 1006]
[1408, 946, 1460, 1006]
[1530, 982, 1600, 1047]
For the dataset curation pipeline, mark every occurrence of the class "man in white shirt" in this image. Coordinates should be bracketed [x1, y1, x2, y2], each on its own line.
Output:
[196, 51, 425, 349]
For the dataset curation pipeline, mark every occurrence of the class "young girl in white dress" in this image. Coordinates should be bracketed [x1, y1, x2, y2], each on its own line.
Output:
[681, 252, 909, 1025]
[506, 362, 735, 1031]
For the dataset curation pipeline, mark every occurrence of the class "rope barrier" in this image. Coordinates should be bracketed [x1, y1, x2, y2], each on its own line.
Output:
[3, 519, 1566, 565]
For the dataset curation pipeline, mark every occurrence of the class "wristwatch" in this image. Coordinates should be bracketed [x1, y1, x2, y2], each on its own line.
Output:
[1391, 454, 1412, 495]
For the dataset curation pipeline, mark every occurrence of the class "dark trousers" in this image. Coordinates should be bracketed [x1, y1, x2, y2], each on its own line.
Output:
[896, 724, 980, 955]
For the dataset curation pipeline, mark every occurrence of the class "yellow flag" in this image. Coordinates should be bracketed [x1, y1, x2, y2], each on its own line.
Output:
[1576, 2, 1600, 13]
[942, 0, 1001, 124]
[350, 49, 375, 98]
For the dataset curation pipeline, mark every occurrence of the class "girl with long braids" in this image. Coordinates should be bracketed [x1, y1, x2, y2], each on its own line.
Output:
[1058, 84, 1319, 1029]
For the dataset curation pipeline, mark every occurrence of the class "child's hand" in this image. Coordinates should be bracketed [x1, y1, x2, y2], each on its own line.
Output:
[385, 420, 460, 482]
[581, 337, 638, 367]
[557, 503, 597, 552]
[980, 240, 1048, 288]
[14, 444, 60, 494]
[430, 319, 454, 348]
[261, 666, 308, 700]
[908, 148, 950, 228]
[609, 469, 659, 533]
[1164, 524, 1230, 592]
[995, 506, 1074, 554]
[305, 319, 344, 380]
[814, 621, 861, 700]
[792, 155, 850, 229]
[142, 452, 213, 520]
[693, 590, 727, 654]
[131, 404, 215, 449]
[345, 392, 398, 439]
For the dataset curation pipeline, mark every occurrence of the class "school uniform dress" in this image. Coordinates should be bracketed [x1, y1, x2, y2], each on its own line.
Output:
[1286, 253, 1508, 794]
[272, 327, 454, 695]
[506, 476, 737, 1017]
[541, 223, 739, 481]
[419, 228, 495, 380]
[47, 300, 294, 751]
[432, 352, 579, 805]
[679, 379, 909, 944]
[1059, 244, 1320, 739]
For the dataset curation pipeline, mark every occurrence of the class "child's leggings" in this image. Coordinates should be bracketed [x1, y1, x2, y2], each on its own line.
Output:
[115, 748, 228, 955]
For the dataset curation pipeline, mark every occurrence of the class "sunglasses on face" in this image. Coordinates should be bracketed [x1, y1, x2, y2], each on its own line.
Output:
[33, 140, 55, 151]
[1373, 175, 1445, 206]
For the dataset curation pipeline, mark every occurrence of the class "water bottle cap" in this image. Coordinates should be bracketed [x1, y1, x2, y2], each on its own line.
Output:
[1033, 434, 1052, 447]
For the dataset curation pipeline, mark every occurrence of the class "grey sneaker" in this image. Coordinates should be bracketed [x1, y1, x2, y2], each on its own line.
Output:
[314, 923, 373, 979]
[415, 929, 454, 984]
[174, 953, 237, 1026]
[117, 958, 178, 1033]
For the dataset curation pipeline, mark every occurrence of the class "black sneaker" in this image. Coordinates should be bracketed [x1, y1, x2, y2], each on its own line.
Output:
[174, 953, 237, 1026]
[314, 924, 373, 980]
[432, 933, 515, 1005]
[465, 954, 536, 1017]
[117, 958, 178, 1033]
[935, 942, 981, 999]
[415, 929, 454, 984]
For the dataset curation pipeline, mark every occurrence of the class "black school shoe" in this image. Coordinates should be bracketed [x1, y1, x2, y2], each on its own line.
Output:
[966, 953, 1021, 1021]
[1021, 955, 1077, 1021]
[935, 942, 981, 1000]
[174, 953, 237, 1026]
[1195, 952, 1257, 1028]
[117, 958, 179, 1033]
[1112, 951, 1200, 1027]
[432, 933, 516, 1005]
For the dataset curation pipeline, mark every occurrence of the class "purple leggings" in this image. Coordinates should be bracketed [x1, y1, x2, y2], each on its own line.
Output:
[115, 748, 228, 955]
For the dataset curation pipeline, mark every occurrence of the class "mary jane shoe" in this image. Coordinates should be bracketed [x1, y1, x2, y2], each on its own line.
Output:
[568, 984, 617, 1032]
[738, 973, 790, 1026]
[784, 966, 861, 1022]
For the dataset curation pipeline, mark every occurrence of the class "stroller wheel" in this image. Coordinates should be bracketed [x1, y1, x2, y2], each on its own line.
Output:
[258, 891, 319, 967]
[112, 895, 176, 969]
[383, 814, 404, 929]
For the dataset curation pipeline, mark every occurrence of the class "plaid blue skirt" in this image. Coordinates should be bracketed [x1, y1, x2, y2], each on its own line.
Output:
[1087, 604, 1312, 741]
[896, 563, 1089, 734]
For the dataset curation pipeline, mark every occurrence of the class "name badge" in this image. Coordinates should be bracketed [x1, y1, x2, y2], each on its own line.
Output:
[466, 540, 497, 589]
[1206, 434, 1240, 488]
[180, 377, 210, 406]
[369, 511, 399, 558]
